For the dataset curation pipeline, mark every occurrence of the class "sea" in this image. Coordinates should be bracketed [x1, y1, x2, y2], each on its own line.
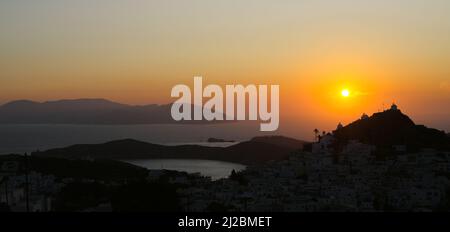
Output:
[0, 123, 267, 154]
[124, 159, 246, 180]
[0, 123, 264, 179]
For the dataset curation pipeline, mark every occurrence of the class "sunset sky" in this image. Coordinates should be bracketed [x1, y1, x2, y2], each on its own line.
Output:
[1, 0, 449, 138]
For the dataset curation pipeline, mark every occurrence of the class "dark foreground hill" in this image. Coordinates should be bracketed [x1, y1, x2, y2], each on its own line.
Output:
[333, 108, 450, 151]
[250, 136, 306, 150]
[0, 154, 148, 181]
[32, 136, 307, 165]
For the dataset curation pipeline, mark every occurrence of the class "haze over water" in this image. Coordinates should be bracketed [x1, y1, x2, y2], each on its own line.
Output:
[0, 123, 266, 154]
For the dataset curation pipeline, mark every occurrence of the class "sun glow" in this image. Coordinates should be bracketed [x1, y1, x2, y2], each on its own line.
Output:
[341, 89, 350, 97]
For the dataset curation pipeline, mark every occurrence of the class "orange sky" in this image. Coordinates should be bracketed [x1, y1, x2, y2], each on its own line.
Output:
[0, 0, 449, 138]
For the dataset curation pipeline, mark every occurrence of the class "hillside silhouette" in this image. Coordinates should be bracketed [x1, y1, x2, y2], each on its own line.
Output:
[33, 136, 306, 165]
[333, 108, 450, 151]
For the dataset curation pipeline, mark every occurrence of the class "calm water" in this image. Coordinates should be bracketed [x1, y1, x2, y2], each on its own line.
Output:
[124, 159, 246, 180]
[0, 124, 250, 180]
[0, 122, 268, 154]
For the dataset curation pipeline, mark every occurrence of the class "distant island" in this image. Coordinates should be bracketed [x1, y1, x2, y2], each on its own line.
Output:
[207, 138, 235, 143]
[32, 136, 307, 165]
[0, 98, 228, 125]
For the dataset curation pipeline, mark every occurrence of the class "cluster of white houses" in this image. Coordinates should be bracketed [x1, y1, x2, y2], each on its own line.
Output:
[2, 133, 449, 212]
[0, 170, 61, 212]
[177, 131, 450, 212]
[1, 136, 450, 212]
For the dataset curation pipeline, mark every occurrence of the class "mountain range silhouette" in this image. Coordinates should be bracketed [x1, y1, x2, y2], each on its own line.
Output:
[0, 99, 222, 124]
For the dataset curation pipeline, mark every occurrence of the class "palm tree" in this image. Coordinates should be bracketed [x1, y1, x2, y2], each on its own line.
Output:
[313, 128, 319, 142]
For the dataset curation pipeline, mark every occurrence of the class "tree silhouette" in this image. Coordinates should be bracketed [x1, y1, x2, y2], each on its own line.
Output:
[230, 169, 237, 178]
[314, 129, 319, 142]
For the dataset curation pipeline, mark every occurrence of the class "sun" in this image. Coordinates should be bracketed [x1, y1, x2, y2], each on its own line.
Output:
[341, 89, 350, 97]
